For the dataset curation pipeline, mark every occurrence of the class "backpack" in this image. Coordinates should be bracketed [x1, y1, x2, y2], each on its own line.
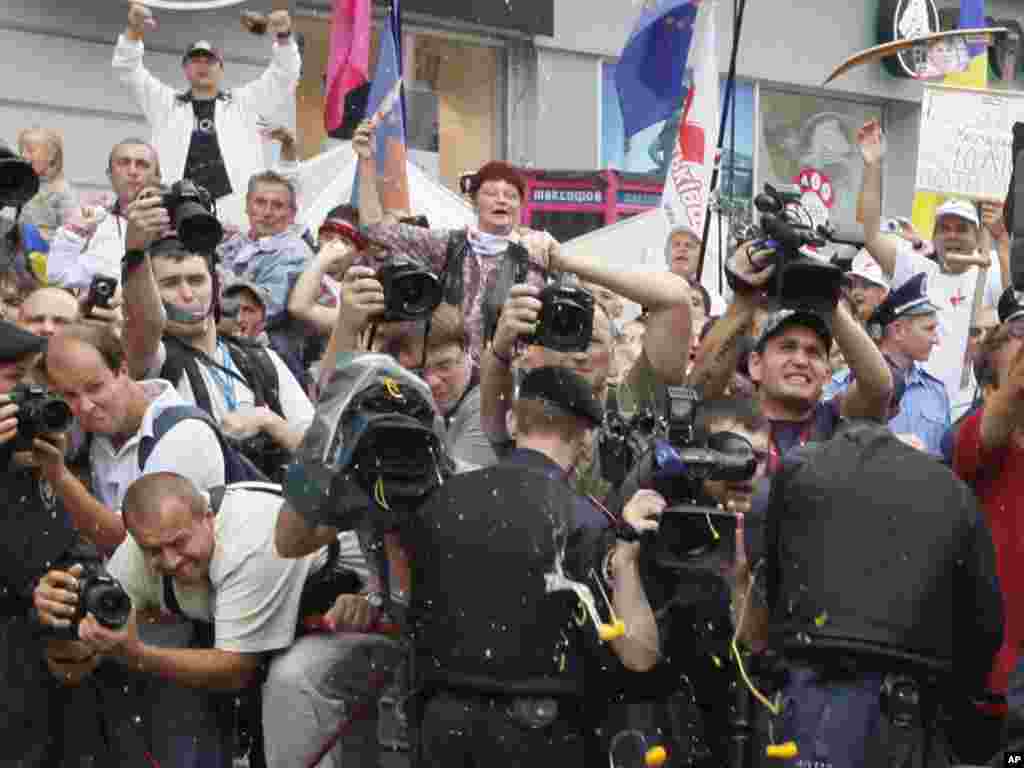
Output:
[138, 404, 269, 484]
[161, 334, 283, 419]
[160, 334, 289, 479]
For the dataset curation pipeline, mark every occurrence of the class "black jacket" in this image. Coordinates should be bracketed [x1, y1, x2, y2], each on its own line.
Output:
[764, 421, 1003, 693]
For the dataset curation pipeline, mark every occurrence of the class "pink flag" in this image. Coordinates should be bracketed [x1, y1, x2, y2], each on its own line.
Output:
[324, 0, 371, 133]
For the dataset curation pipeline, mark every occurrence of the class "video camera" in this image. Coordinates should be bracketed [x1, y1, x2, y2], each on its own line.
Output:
[730, 183, 846, 316]
[9, 383, 73, 452]
[159, 180, 222, 254]
[377, 254, 444, 323]
[602, 387, 757, 567]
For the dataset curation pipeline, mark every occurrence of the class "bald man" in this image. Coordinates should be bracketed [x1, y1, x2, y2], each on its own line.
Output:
[17, 286, 79, 338]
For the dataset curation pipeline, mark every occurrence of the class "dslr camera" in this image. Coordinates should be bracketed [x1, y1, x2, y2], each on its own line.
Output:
[524, 280, 594, 353]
[377, 254, 444, 322]
[160, 180, 223, 254]
[0, 145, 40, 209]
[9, 383, 73, 452]
[731, 183, 846, 316]
[60, 562, 132, 636]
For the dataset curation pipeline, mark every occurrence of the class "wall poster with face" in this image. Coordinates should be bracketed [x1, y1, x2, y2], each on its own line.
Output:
[757, 90, 881, 237]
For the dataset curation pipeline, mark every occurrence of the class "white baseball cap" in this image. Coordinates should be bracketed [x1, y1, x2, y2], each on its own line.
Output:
[935, 199, 980, 228]
[846, 248, 889, 290]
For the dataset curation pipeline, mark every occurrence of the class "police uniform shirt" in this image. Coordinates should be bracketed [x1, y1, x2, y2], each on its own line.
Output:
[887, 364, 950, 456]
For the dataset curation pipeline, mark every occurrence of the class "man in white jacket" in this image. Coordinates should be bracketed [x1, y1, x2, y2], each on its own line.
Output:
[112, 2, 300, 222]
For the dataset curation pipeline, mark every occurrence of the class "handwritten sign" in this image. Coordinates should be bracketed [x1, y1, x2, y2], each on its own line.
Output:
[915, 84, 1024, 201]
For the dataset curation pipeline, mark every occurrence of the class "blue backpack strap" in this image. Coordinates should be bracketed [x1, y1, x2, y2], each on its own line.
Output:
[138, 405, 220, 471]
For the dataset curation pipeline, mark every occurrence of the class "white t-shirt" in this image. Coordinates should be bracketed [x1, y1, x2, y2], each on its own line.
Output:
[107, 483, 368, 653]
[150, 339, 315, 429]
[90, 380, 226, 511]
[891, 243, 1003, 400]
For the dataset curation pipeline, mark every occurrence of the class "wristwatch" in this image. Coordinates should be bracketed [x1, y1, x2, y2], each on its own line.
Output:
[364, 591, 387, 610]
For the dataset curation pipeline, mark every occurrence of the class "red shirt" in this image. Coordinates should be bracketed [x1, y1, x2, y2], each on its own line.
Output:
[954, 408, 1023, 694]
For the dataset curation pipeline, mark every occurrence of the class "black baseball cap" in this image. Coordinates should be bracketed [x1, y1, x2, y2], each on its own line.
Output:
[0, 319, 45, 363]
[518, 366, 603, 427]
[753, 309, 832, 353]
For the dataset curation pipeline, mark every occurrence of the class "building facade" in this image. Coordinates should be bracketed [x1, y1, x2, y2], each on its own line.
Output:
[4, 0, 1024, 232]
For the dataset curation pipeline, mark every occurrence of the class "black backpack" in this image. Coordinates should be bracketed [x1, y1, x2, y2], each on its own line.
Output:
[138, 404, 269, 484]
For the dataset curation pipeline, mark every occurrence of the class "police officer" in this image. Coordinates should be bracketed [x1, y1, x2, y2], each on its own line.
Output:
[409, 366, 665, 766]
[0, 319, 110, 765]
[751, 419, 1003, 768]
[867, 273, 949, 454]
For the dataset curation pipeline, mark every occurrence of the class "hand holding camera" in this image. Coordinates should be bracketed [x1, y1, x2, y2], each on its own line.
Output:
[45, 638, 100, 687]
[125, 188, 171, 251]
[615, 489, 667, 566]
[33, 563, 133, 641]
[339, 265, 386, 332]
[0, 395, 18, 447]
[492, 283, 542, 359]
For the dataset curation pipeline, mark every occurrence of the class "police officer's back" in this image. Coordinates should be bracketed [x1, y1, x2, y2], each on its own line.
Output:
[409, 366, 663, 766]
[755, 420, 1002, 767]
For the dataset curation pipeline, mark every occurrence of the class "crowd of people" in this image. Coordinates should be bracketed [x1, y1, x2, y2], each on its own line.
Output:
[0, 3, 1021, 768]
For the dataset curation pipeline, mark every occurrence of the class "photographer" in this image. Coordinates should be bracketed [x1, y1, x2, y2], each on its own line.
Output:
[0, 319, 114, 765]
[113, 3, 300, 211]
[598, 396, 771, 767]
[34, 471, 379, 768]
[409, 367, 663, 765]
[48, 138, 161, 291]
[121, 189, 314, 477]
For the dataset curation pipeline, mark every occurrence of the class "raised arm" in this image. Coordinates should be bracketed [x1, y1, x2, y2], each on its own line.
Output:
[353, 120, 386, 228]
[235, 11, 302, 118]
[121, 190, 169, 379]
[856, 120, 901, 280]
[834, 300, 894, 422]
[112, 4, 176, 125]
[288, 241, 352, 335]
[981, 341, 1024, 451]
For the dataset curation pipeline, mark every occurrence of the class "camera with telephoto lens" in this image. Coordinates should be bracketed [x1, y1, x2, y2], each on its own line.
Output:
[9, 383, 73, 452]
[603, 387, 757, 568]
[160, 180, 223, 254]
[377, 254, 444, 322]
[730, 183, 846, 317]
[63, 562, 132, 635]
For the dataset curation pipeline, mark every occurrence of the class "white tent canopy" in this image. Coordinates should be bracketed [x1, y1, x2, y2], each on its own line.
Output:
[559, 207, 731, 320]
[213, 140, 476, 236]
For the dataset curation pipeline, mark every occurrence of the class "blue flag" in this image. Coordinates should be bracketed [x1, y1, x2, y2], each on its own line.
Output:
[350, 1, 409, 210]
[615, 0, 699, 139]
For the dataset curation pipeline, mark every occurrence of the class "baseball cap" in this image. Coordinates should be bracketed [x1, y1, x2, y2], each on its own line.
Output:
[753, 309, 832, 354]
[0, 319, 45, 363]
[222, 279, 270, 310]
[935, 199, 980, 229]
[846, 248, 889, 290]
[518, 366, 603, 427]
[183, 41, 223, 65]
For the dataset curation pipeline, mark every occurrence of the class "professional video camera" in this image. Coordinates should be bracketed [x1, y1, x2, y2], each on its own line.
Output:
[603, 387, 757, 568]
[729, 183, 846, 317]
[9, 383, 73, 452]
[377, 253, 444, 322]
[159, 180, 222, 254]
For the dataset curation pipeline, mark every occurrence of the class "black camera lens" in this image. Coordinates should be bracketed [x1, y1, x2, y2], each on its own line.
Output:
[176, 201, 223, 254]
[0, 152, 40, 208]
[39, 400, 73, 432]
[396, 274, 440, 315]
[82, 578, 132, 630]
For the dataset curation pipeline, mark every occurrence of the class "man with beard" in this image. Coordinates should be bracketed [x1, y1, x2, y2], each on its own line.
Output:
[858, 119, 1005, 399]
[48, 138, 160, 290]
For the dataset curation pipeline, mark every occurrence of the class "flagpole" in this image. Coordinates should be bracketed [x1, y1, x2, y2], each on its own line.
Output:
[696, 0, 749, 284]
